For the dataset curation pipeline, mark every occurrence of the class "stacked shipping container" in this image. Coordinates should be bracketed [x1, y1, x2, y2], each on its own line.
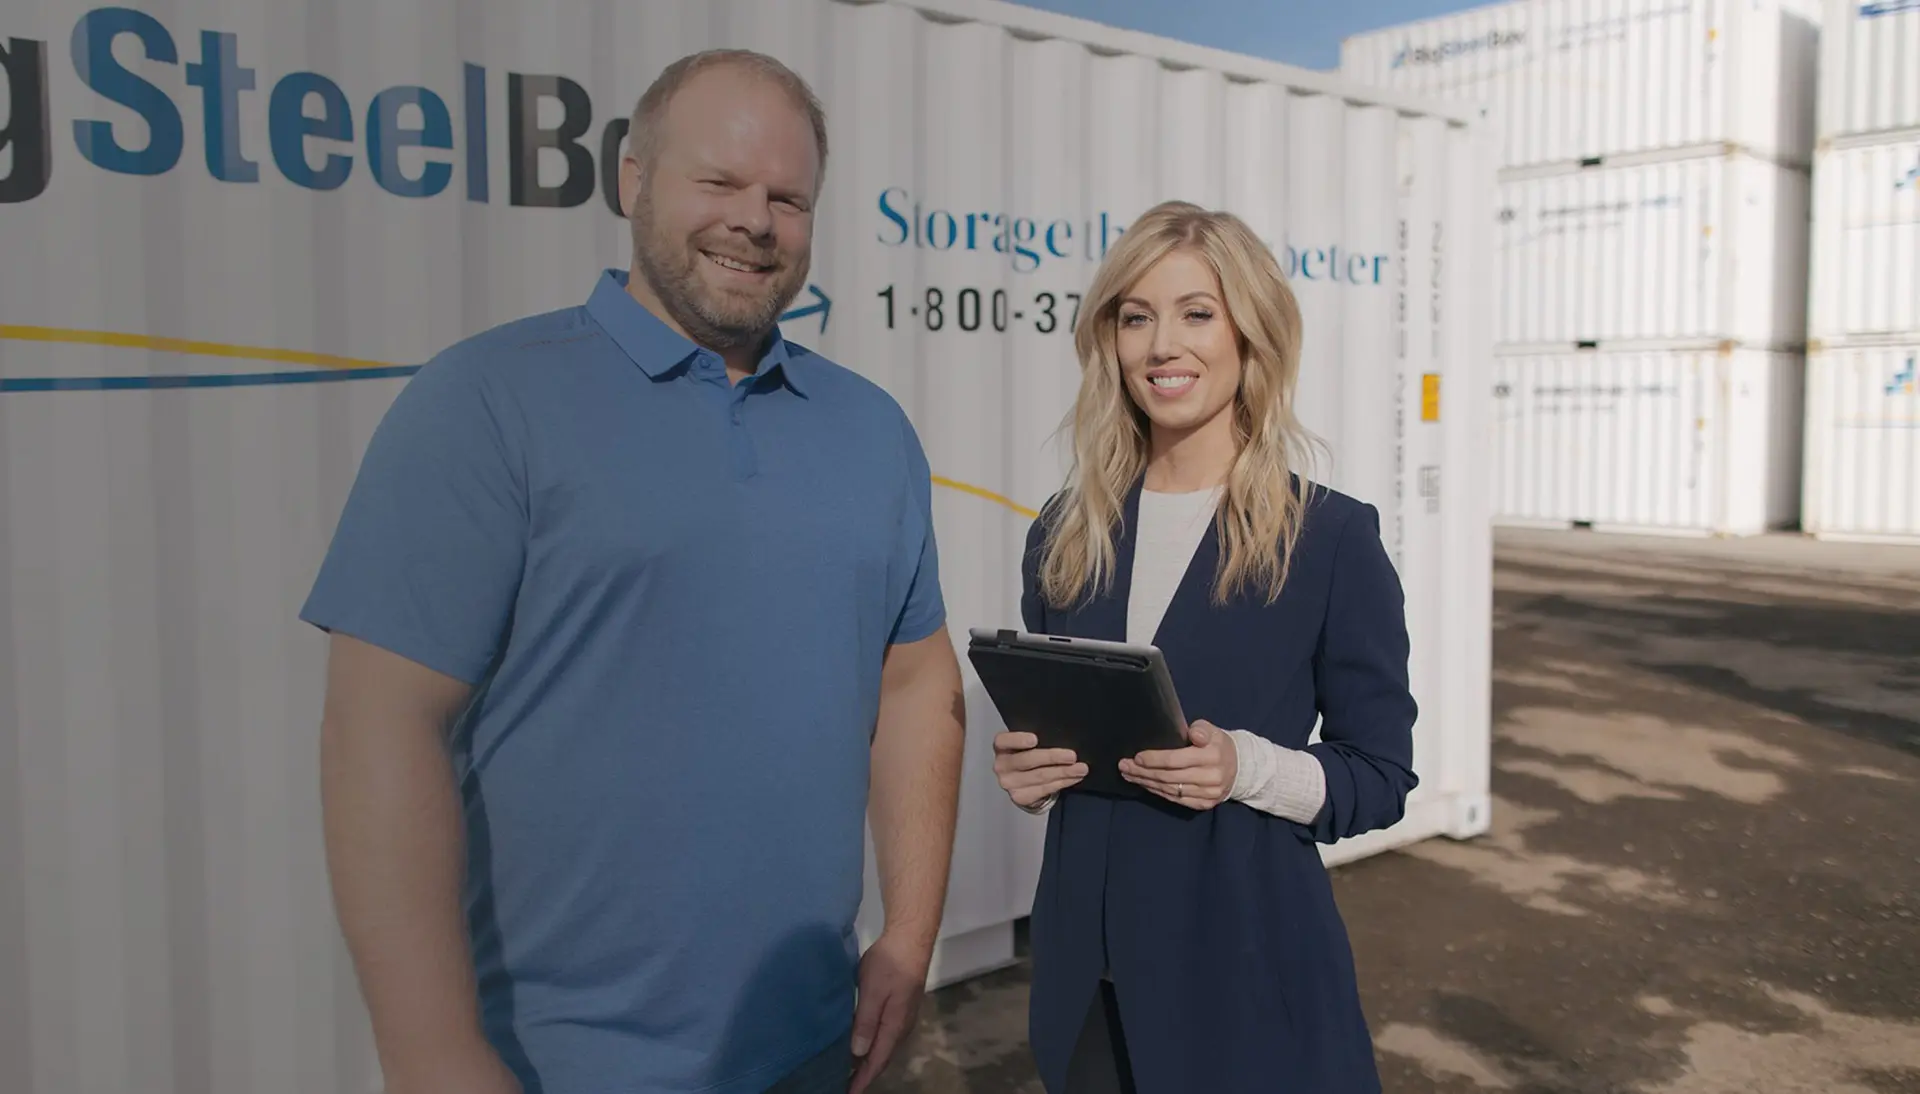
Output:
[1343, 0, 1821, 535]
[1802, 0, 1920, 542]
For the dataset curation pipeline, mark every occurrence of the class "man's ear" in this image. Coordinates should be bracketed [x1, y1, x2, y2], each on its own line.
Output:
[617, 155, 647, 220]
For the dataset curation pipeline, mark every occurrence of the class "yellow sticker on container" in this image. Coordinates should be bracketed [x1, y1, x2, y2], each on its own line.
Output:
[1421, 373, 1441, 422]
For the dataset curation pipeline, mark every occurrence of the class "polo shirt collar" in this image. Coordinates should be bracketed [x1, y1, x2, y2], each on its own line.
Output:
[585, 268, 806, 396]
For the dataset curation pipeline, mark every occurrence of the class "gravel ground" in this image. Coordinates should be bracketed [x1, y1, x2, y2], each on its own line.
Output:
[869, 528, 1920, 1094]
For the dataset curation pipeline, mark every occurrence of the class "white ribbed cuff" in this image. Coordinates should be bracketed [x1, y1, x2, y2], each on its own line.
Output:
[1226, 729, 1328, 825]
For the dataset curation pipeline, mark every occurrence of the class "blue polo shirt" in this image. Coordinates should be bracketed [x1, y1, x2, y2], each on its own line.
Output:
[300, 269, 946, 1094]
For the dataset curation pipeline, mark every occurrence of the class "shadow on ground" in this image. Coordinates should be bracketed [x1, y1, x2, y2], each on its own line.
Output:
[872, 531, 1920, 1094]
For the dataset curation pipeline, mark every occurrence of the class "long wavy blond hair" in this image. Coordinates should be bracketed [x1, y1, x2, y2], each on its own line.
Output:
[1037, 200, 1321, 610]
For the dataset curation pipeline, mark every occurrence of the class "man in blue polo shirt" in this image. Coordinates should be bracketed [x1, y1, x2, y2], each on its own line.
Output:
[302, 49, 966, 1094]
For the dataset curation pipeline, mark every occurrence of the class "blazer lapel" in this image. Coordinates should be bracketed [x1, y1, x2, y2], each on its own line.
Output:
[1150, 498, 1220, 654]
[1071, 479, 1142, 643]
[1071, 476, 1222, 653]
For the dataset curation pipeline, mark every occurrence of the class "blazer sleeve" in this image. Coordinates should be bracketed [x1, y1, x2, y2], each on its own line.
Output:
[1299, 501, 1420, 843]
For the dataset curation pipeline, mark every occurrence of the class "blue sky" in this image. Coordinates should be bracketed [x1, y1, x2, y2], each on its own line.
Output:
[1007, 0, 1484, 70]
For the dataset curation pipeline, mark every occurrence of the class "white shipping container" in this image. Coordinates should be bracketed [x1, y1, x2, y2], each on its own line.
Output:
[1338, 0, 1821, 172]
[0, 1, 1498, 1092]
[1808, 135, 1920, 339]
[1492, 347, 1805, 533]
[1802, 340, 1920, 541]
[1817, 0, 1920, 140]
[1496, 152, 1811, 349]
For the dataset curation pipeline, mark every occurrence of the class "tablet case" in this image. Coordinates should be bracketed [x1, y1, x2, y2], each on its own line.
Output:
[966, 629, 1190, 801]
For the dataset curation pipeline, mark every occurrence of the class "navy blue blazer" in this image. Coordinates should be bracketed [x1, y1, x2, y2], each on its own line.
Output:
[1019, 478, 1419, 1094]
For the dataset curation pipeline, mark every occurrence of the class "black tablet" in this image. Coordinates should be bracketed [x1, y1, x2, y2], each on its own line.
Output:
[966, 627, 1190, 800]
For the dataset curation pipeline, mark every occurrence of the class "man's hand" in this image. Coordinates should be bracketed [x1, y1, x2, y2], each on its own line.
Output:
[1119, 719, 1238, 809]
[848, 931, 932, 1094]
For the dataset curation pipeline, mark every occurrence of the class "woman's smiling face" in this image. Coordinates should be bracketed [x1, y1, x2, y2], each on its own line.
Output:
[1114, 248, 1243, 441]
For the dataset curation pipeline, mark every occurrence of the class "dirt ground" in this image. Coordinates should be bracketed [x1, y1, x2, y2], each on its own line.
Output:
[871, 528, 1920, 1094]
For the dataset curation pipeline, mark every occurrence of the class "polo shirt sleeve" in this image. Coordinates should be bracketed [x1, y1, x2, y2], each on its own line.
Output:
[299, 357, 527, 685]
[887, 411, 947, 646]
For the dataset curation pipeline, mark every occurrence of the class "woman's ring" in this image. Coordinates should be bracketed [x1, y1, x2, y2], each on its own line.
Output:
[1176, 783, 1185, 797]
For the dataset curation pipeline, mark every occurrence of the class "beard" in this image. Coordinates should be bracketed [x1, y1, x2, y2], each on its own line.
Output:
[630, 188, 810, 352]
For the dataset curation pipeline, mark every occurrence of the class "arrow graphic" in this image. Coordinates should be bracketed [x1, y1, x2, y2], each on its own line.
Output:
[780, 284, 832, 335]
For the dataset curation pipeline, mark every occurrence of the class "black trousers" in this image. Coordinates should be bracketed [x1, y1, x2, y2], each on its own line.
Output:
[1064, 979, 1139, 1093]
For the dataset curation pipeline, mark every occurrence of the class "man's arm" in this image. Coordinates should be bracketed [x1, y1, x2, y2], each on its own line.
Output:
[849, 628, 966, 1092]
[869, 629, 967, 950]
[319, 633, 520, 1094]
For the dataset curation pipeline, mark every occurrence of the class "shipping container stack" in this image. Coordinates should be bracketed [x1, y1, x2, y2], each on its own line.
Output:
[1341, 0, 1821, 536]
[1801, 0, 1920, 543]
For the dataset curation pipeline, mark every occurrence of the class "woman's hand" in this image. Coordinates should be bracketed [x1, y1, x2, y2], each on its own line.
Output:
[992, 731, 1088, 809]
[1120, 719, 1238, 809]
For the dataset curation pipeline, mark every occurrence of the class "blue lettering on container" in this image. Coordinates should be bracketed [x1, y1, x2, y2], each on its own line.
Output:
[16, 5, 627, 210]
[367, 85, 452, 198]
[269, 72, 352, 190]
[874, 187, 1133, 274]
[71, 7, 184, 176]
[185, 30, 257, 182]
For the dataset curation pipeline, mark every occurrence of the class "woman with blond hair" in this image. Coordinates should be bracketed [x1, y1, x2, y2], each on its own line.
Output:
[992, 200, 1418, 1093]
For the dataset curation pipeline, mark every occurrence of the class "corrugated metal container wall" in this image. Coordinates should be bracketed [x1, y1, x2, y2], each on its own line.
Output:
[1336, 0, 1822, 171]
[1801, 341, 1920, 541]
[1496, 152, 1811, 349]
[1816, 0, 1920, 140]
[1807, 135, 1920, 340]
[0, 1, 1498, 1092]
[1492, 348, 1805, 533]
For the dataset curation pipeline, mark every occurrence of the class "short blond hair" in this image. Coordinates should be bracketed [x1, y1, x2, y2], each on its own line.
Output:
[627, 49, 828, 189]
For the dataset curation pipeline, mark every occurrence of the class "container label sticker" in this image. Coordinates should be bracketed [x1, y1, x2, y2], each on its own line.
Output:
[1419, 466, 1441, 513]
[1421, 373, 1441, 421]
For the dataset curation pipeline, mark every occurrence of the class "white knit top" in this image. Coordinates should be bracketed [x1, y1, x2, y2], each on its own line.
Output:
[1020, 487, 1327, 822]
